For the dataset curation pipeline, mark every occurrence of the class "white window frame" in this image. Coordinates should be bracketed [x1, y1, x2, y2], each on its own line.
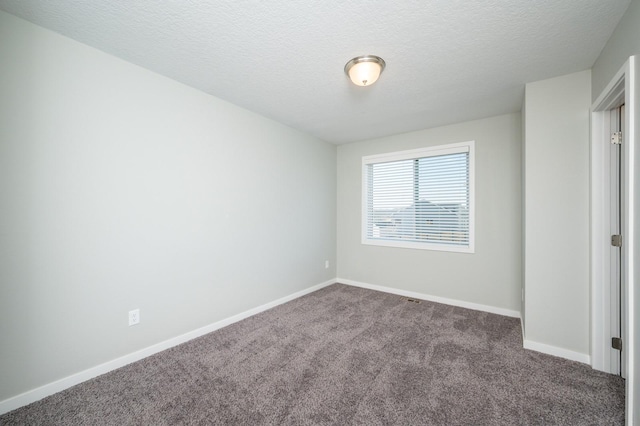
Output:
[361, 141, 475, 253]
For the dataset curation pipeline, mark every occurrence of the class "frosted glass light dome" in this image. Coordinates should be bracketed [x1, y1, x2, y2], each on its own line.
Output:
[344, 55, 386, 87]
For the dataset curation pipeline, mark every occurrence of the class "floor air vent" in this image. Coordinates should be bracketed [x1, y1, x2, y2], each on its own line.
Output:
[403, 297, 421, 304]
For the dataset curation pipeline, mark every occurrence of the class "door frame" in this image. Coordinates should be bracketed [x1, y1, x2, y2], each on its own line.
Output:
[591, 56, 637, 422]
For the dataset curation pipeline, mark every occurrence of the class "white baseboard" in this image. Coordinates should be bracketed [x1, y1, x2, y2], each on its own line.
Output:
[339, 279, 593, 365]
[523, 339, 591, 365]
[0, 279, 336, 416]
[338, 278, 521, 318]
[1, 278, 592, 414]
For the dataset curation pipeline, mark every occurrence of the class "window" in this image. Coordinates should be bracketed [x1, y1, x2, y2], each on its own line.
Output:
[362, 141, 474, 253]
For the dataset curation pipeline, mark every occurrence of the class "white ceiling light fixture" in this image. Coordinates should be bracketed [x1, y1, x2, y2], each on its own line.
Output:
[344, 55, 386, 87]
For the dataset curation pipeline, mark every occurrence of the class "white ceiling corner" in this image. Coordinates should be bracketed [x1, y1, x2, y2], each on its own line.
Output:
[0, 0, 631, 144]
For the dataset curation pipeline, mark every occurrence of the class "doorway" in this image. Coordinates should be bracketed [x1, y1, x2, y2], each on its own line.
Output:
[590, 61, 631, 377]
[590, 55, 638, 423]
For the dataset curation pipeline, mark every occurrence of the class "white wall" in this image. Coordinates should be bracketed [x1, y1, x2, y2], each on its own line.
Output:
[592, 0, 640, 101]
[523, 70, 591, 357]
[337, 113, 522, 313]
[0, 10, 336, 403]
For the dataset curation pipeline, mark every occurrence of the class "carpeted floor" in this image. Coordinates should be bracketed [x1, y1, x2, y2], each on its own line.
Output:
[1, 284, 625, 425]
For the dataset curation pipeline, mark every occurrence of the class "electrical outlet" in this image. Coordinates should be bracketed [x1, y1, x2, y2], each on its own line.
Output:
[325, 260, 329, 269]
[128, 309, 140, 326]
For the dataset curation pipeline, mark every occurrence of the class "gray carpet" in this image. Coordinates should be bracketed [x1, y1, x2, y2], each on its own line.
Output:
[1, 284, 625, 425]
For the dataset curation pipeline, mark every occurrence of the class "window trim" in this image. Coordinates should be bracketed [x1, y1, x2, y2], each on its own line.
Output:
[361, 141, 475, 253]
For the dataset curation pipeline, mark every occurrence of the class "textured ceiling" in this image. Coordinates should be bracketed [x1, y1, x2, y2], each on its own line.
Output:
[0, 1, 631, 144]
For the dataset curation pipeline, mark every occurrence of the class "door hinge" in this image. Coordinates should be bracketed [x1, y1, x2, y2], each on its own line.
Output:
[612, 337, 623, 351]
[611, 131, 623, 145]
[611, 234, 622, 247]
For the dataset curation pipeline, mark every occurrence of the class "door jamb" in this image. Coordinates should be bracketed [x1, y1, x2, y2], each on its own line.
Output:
[591, 66, 624, 374]
[590, 56, 636, 423]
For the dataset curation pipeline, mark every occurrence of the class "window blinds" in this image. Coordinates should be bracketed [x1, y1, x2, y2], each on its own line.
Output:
[363, 142, 473, 251]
